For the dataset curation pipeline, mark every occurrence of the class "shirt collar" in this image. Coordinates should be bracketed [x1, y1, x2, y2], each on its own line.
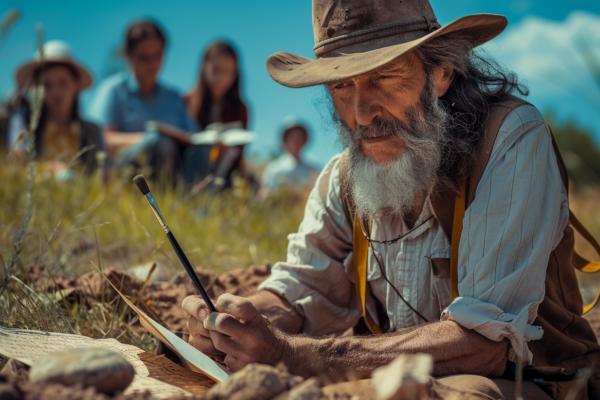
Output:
[370, 195, 436, 242]
[124, 71, 162, 97]
[124, 71, 140, 93]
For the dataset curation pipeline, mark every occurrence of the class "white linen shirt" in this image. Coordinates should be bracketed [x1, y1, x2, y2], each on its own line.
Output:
[259, 105, 569, 365]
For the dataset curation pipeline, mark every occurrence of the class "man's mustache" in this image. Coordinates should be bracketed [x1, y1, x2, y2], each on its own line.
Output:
[348, 119, 413, 141]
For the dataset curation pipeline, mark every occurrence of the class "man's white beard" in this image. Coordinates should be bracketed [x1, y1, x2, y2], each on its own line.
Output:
[339, 82, 449, 219]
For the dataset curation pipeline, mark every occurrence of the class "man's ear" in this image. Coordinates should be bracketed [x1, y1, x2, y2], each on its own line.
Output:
[432, 64, 454, 97]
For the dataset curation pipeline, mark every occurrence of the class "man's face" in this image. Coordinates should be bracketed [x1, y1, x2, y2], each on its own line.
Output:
[327, 51, 433, 165]
[327, 51, 453, 218]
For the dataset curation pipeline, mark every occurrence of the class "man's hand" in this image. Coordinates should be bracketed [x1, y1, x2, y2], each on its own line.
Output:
[182, 295, 226, 363]
[182, 293, 294, 372]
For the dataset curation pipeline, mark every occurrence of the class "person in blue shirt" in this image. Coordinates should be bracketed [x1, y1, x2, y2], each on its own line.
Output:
[89, 20, 198, 180]
[260, 118, 320, 196]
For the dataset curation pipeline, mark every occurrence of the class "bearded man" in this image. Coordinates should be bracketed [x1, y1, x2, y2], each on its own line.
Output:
[182, 1, 600, 399]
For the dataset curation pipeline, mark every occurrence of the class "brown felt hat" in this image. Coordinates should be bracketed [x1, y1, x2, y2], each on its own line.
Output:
[266, 0, 508, 88]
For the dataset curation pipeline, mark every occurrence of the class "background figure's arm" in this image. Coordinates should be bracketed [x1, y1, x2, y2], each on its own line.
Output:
[103, 127, 144, 155]
[248, 290, 303, 333]
[289, 320, 508, 380]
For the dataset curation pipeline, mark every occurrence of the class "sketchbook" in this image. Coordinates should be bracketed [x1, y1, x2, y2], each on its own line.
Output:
[97, 267, 231, 383]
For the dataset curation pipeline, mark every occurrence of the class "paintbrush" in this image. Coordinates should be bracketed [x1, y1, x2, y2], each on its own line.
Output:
[133, 174, 217, 313]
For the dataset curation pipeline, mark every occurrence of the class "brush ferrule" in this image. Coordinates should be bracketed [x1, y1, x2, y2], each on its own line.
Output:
[144, 193, 170, 234]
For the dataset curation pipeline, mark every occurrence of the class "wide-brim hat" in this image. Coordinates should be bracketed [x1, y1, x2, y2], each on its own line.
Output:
[15, 40, 93, 91]
[266, 0, 507, 88]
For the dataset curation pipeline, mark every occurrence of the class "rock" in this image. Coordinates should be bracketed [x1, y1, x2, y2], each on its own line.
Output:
[321, 380, 376, 400]
[0, 359, 28, 379]
[0, 383, 20, 400]
[273, 377, 321, 400]
[29, 348, 134, 395]
[205, 363, 302, 400]
[127, 263, 172, 284]
[371, 353, 433, 400]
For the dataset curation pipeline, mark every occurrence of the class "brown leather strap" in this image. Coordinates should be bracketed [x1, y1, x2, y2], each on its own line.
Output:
[450, 179, 466, 300]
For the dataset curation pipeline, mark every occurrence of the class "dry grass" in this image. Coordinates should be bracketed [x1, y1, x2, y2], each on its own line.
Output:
[569, 185, 600, 304]
[0, 158, 306, 352]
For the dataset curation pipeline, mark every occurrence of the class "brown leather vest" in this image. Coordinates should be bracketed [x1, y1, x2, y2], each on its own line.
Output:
[339, 95, 600, 399]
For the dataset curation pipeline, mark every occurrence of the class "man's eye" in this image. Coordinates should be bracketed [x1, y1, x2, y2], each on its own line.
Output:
[334, 82, 351, 89]
[378, 75, 393, 80]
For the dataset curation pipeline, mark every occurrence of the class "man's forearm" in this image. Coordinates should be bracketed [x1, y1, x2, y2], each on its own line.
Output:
[248, 290, 303, 334]
[286, 320, 508, 380]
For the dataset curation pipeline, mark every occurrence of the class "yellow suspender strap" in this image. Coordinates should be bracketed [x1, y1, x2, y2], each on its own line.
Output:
[353, 217, 382, 334]
[569, 211, 600, 314]
[450, 179, 467, 300]
[355, 178, 600, 319]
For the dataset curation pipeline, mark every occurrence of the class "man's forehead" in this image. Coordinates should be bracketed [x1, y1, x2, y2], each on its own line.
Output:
[329, 51, 422, 84]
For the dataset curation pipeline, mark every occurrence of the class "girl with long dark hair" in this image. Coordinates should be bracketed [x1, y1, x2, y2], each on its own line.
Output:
[186, 41, 249, 187]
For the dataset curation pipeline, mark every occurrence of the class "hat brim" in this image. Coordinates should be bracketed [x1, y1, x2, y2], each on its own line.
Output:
[15, 60, 93, 91]
[266, 14, 507, 88]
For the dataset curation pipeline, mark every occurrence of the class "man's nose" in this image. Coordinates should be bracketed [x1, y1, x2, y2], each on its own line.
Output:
[355, 89, 382, 126]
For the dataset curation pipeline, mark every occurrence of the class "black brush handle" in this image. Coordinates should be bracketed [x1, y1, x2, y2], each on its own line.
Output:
[166, 231, 217, 313]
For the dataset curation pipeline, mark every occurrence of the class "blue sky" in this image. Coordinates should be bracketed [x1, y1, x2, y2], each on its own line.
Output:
[1, 0, 600, 167]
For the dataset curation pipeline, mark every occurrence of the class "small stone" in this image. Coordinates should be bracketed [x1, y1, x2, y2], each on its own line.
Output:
[29, 348, 134, 395]
[274, 377, 321, 400]
[0, 383, 21, 400]
[372, 353, 433, 400]
[205, 364, 302, 400]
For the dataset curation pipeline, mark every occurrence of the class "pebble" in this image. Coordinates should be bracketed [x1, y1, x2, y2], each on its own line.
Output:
[29, 348, 134, 394]
[0, 383, 20, 400]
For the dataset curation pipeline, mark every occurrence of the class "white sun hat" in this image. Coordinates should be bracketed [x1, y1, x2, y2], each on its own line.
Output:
[15, 40, 93, 91]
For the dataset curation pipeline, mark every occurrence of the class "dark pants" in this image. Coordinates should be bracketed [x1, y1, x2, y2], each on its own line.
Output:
[118, 132, 210, 184]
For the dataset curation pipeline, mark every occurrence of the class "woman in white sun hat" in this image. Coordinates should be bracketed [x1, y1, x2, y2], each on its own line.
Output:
[12, 40, 106, 173]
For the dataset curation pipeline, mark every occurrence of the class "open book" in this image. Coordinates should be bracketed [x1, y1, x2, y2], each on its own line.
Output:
[97, 266, 231, 383]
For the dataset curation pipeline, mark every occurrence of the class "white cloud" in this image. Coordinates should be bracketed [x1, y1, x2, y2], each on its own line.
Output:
[484, 11, 600, 108]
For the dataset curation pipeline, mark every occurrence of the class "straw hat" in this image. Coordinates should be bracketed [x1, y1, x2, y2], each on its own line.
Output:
[266, 0, 507, 88]
[15, 40, 93, 90]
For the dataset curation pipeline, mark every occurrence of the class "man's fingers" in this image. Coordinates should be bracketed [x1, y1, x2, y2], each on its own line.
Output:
[224, 354, 246, 372]
[182, 295, 210, 320]
[209, 330, 242, 356]
[215, 293, 260, 323]
[188, 334, 225, 358]
[205, 311, 247, 339]
[187, 315, 211, 337]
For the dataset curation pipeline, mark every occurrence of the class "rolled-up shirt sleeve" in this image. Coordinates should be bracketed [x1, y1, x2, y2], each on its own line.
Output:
[258, 154, 363, 336]
[441, 105, 568, 364]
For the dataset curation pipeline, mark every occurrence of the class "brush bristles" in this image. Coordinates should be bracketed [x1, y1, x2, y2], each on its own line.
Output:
[133, 175, 150, 195]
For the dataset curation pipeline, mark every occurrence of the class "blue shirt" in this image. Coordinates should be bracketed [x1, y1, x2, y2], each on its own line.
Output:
[261, 152, 320, 190]
[88, 72, 198, 133]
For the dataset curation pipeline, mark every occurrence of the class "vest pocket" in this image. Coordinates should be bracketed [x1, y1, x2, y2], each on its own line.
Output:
[430, 258, 451, 279]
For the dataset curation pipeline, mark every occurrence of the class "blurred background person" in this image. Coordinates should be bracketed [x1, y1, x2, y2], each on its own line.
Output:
[11, 40, 105, 175]
[89, 20, 197, 180]
[259, 117, 319, 197]
[186, 41, 249, 189]
[4, 88, 30, 153]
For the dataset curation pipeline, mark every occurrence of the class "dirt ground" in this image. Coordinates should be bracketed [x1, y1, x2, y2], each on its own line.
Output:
[26, 264, 600, 342]
[8, 265, 600, 399]
[26, 263, 271, 341]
